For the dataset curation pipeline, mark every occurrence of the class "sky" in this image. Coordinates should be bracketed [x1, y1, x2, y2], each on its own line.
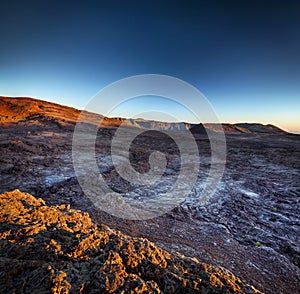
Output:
[0, 0, 299, 132]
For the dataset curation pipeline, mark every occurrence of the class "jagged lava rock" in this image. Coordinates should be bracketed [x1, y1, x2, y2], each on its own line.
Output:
[0, 190, 262, 293]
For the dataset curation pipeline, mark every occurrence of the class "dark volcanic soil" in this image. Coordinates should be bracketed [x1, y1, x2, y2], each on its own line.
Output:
[0, 98, 299, 293]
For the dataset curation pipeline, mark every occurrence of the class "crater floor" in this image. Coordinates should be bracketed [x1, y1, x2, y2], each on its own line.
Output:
[0, 118, 299, 293]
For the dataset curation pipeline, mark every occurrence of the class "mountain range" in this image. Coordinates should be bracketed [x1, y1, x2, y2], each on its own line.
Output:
[0, 96, 287, 134]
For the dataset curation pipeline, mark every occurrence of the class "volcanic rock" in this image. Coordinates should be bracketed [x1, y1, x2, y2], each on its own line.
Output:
[0, 190, 261, 293]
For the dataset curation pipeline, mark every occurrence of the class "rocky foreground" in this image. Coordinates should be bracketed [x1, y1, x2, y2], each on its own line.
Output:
[0, 190, 261, 293]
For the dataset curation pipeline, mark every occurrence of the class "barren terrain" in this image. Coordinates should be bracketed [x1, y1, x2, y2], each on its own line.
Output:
[0, 190, 262, 293]
[0, 97, 299, 293]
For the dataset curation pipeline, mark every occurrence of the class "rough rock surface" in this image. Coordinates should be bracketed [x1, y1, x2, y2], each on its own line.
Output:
[0, 96, 299, 293]
[0, 190, 261, 293]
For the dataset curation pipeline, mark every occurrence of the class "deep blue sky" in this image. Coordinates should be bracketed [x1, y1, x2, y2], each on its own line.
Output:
[0, 0, 299, 132]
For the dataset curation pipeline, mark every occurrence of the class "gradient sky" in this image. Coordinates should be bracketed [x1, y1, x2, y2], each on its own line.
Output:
[0, 0, 299, 132]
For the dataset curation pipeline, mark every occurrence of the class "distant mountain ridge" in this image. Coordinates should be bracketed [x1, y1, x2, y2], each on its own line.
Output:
[0, 96, 288, 134]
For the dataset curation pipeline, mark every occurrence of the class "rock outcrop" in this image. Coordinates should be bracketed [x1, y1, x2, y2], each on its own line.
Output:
[0, 190, 261, 293]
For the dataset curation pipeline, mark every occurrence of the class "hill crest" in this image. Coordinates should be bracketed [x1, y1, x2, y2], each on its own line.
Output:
[0, 96, 287, 134]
